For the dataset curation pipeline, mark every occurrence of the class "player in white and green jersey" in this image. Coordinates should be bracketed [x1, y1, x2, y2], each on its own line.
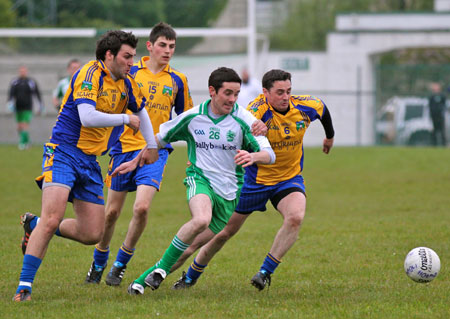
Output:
[52, 59, 81, 111]
[119, 67, 275, 295]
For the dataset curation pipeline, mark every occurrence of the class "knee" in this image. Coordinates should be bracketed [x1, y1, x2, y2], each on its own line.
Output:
[190, 217, 210, 234]
[133, 202, 149, 219]
[42, 217, 61, 234]
[286, 212, 304, 229]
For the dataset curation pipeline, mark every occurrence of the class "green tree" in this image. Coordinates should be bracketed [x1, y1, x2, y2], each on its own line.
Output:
[10, 0, 225, 29]
[0, 0, 15, 27]
[7, 0, 227, 53]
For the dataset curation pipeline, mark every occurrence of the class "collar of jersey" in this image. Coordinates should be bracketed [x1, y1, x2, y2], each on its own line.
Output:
[96, 59, 109, 75]
[200, 99, 238, 124]
[138, 56, 171, 73]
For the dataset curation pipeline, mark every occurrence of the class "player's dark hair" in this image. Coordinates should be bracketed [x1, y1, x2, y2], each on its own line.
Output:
[208, 67, 241, 92]
[262, 69, 291, 90]
[149, 22, 177, 43]
[96, 30, 138, 61]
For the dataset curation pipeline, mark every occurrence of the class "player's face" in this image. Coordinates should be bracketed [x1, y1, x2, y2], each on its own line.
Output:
[147, 37, 176, 67]
[68, 61, 81, 76]
[19, 66, 28, 78]
[264, 80, 291, 112]
[209, 82, 241, 116]
[108, 44, 136, 80]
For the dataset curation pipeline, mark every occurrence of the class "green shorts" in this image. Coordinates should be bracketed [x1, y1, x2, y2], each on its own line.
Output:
[184, 175, 239, 234]
[16, 110, 33, 123]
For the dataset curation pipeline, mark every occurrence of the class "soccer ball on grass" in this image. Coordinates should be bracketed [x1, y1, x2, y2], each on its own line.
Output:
[404, 247, 440, 283]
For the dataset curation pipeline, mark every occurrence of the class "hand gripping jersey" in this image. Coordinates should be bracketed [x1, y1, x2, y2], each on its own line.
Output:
[156, 99, 272, 200]
[246, 94, 326, 185]
[109, 57, 193, 155]
[49, 60, 146, 156]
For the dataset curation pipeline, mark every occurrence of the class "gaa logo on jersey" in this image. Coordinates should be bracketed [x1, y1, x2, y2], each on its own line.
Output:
[194, 129, 206, 135]
[226, 130, 236, 142]
[162, 85, 173, 97]
[81, 81, 93, 91]
[296, 121, 305, 131]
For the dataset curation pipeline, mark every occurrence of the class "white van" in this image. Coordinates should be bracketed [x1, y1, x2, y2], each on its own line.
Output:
[376, 96, 449, 146]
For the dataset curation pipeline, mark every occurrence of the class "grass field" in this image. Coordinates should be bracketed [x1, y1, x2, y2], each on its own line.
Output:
[0, 145, 449, 318]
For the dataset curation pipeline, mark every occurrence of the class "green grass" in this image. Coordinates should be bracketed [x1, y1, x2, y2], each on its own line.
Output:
[0, 145, 449, 318]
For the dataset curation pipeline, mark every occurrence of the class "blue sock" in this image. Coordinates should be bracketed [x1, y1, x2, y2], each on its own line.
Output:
[30, 217, 38, 230]
[260, 253, 281, 275]
[186, 258, 207, 282]
[31, 217, 64, 237]
[93, 244, 109, 268]
[16, 254, 42, 294]
[115, 243, 135, 267]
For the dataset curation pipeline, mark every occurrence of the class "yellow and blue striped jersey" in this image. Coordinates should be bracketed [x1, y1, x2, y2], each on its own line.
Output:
[50, 60, 146, 156]
[109, 57, 193, 155]
[246, 94, 326, 185]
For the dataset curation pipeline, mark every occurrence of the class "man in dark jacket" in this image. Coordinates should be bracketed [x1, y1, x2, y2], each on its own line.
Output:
[428, 82, 447, 146]
[7, 65, 43, 150]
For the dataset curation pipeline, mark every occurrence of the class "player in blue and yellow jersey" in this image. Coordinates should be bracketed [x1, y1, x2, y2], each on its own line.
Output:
[84, 22, 193, 287]
[170, 69, 335, 291]
[13, 30, 159, 302]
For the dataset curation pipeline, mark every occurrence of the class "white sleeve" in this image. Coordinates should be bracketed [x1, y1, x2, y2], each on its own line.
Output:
[156, 115, 183, 148]
[236, 106, 275, 163]
[157, 105, 199, 147]
[237, 105, 259, 127]
[155, 132, 168, 148]
[137, 108, 157, 149]
[78, 103, 129, 127]
[255, 135, 276, 164]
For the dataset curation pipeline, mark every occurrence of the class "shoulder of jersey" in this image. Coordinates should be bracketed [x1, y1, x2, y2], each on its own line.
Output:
[168, 66, 188, 80]
[129, 65, 140, 78]
[247, 94, 268, 112]
[291, 95, 322, 107]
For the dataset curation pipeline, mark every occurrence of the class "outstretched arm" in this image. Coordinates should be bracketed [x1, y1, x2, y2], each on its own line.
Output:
[111, 136, 162, 177]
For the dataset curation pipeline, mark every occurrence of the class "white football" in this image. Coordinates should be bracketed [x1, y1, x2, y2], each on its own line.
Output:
[404, 247, 440, 283]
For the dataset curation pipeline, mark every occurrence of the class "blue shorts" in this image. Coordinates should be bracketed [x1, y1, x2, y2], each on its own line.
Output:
[35, 143, 104, 205]
[235, 175, 306, 214]
[105, 148, 169, 192]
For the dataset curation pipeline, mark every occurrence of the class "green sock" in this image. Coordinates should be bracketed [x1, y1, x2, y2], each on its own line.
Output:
[135, 235, 189, 286]
[23, 131, 29, 144]
[19, 131, 27, 145]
